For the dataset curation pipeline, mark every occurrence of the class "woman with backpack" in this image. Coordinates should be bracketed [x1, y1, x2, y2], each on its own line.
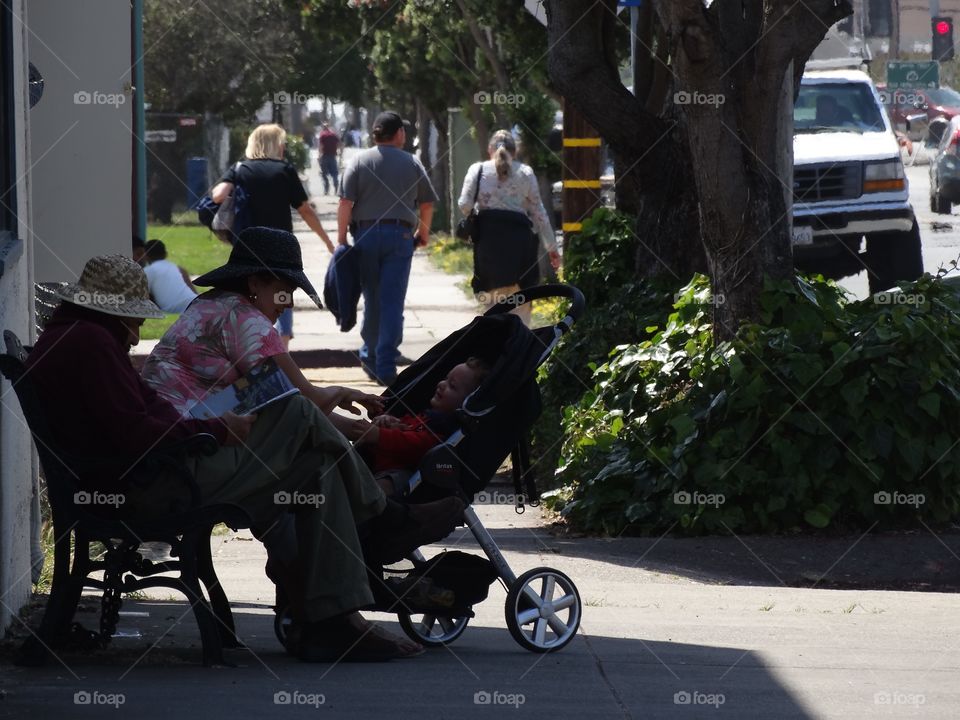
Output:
[211, 123, 333, 349]
[457, 129, 560, 325]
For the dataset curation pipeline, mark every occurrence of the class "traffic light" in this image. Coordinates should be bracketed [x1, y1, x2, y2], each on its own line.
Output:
[933, 16, 955, 62]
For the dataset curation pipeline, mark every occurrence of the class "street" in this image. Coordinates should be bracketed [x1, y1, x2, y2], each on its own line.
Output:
[837, 163, 960, 299]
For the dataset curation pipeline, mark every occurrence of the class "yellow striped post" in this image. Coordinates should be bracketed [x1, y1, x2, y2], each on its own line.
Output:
[561, 101, 602, 245]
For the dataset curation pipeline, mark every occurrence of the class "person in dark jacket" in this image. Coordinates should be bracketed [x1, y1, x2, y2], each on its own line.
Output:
[212, 123, 334, 348]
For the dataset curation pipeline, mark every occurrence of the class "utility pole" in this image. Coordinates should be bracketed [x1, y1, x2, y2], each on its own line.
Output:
[890, 0, 900, 58]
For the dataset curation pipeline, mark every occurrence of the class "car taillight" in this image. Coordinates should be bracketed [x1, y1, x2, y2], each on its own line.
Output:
[950, 130, 960, 154]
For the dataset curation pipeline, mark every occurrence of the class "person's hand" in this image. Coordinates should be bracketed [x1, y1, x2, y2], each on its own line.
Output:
[549, 248, 561, 270]
[222, 411, 256, 446]
[320, 232, 335, 254]
[372, 414, 404, 429]
[340, 417, 375, 442]
[339, 388, 384, 416]
[415, 232, 429, 248]
[351, 420, 379, 445]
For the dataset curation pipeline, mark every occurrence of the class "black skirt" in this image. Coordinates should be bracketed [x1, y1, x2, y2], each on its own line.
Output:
[471, 208, 540, 293]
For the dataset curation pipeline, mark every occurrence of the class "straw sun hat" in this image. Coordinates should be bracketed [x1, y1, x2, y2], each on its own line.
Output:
[54, 254, 165, 319]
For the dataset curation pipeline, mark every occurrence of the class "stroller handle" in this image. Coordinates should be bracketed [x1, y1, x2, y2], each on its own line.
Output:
[483, 283, 586, 333]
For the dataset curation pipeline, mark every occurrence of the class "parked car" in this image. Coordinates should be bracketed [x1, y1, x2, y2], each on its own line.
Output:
[880, 84, 960, 141]
[793, 68, 923, 293]
[928, 115, 960, 214]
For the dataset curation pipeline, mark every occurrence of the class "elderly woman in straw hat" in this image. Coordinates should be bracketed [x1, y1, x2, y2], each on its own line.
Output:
[28, 253, 464, 662]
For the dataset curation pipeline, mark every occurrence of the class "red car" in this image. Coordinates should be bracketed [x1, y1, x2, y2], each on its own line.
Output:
[879, 84, 960, 138]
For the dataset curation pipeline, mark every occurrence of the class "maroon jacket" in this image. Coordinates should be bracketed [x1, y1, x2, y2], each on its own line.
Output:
[26, 303, 227, 490]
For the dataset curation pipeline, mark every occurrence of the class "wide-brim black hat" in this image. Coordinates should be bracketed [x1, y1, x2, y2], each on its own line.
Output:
[194, 226, 322, 308]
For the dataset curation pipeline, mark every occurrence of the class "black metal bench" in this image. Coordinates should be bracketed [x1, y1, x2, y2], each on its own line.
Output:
[1, 330, 251, 666]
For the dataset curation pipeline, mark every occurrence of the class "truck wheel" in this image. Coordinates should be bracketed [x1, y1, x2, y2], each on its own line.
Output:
[931, 190, 952, 214]
[865, 220, 924, 294]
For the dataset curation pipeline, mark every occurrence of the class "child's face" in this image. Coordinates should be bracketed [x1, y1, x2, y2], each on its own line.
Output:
[430, 363, 482, 413]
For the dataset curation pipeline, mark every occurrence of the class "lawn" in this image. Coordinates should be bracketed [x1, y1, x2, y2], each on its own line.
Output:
[140, 223, 229, 340]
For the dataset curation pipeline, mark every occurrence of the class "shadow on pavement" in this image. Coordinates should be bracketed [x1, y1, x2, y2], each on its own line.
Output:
[465, 522, 960, 592]
[0, 601, 814, 720]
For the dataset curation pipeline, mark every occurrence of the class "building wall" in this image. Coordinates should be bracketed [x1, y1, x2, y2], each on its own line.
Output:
[29, 0, 132, 282]
[0, 0, 36, 634]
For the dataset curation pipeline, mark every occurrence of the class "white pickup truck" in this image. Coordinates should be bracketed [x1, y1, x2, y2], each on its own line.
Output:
[793, 68, 923, 293]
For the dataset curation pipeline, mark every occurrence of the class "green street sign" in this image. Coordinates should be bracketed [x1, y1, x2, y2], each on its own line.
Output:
[887, 61, 940, 89]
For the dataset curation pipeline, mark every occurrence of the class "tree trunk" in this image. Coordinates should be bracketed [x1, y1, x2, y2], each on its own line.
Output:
[545, 0, 851, 340]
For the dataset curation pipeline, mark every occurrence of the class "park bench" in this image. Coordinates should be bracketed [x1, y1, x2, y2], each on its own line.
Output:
[0, 330, 251, 666]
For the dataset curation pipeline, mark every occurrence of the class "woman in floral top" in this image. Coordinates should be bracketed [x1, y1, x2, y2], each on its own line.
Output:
[458, 129, 560, 324]
[142, 227, 380, 438]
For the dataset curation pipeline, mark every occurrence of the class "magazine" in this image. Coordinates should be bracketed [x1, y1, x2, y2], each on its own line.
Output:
[188, 357, 299, 419]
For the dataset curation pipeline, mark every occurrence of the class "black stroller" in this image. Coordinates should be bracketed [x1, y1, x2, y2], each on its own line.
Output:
[276, 284, 586, 653]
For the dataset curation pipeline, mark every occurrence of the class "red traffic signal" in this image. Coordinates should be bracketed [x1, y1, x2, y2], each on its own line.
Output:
[933, 16, 955, 61]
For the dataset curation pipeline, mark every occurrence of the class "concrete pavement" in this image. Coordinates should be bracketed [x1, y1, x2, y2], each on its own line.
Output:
[7, 152, 960, 718]
[3, 499, 960, 719]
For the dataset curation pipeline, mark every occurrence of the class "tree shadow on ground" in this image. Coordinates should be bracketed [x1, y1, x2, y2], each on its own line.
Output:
[0, 600, 815, 720]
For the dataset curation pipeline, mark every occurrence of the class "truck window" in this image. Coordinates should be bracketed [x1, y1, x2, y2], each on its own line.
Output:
[795, 82, 885, 132]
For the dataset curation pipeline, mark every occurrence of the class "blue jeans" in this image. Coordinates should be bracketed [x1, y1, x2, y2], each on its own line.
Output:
[355, 224, 415, 381]
[320, 155, 339, 194]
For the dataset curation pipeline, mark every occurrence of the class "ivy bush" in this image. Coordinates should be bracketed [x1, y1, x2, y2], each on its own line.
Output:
[531, 208, 674, 487]
[543, 271, 960, 535]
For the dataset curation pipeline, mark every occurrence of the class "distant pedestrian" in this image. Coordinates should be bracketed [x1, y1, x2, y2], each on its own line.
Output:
[211, 123, 334, 349]
[458, 129, 560, 325]
[337, 111, 438, 385]
[142, 239, 197, 314]
[318, 122, 341, 195]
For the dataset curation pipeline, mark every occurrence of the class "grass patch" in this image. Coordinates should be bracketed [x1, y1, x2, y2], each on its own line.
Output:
[425, 234, 473, 276]
[145, 224, 229, 277]
[141, 313, 179, 341]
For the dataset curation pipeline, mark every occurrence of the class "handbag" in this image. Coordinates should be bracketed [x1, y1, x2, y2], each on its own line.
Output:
[455, 164, 482, 241]
[210, 162, 248, 244]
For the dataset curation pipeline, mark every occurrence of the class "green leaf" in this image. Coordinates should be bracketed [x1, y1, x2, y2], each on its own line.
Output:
[918, 393, 941, 419]
[803, 504, 832, 528]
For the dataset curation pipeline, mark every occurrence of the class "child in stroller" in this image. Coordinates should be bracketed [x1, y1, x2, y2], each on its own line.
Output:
[276, 285, 586, 654]
[355, 356, 491, 496]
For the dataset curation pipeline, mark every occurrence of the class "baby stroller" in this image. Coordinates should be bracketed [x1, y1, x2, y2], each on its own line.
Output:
[276, 284, 585, 653]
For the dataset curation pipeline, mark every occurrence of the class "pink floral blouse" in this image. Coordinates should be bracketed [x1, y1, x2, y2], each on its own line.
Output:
[141, 290, 287, 416]
[457, 159, 557, 252]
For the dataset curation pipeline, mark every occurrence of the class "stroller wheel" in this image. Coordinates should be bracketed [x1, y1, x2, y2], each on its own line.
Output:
[397, 612, 470, 647]
[505, 567, 581, 653]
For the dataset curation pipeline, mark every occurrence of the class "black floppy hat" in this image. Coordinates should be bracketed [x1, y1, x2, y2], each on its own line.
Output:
[193, 226, 322, 308]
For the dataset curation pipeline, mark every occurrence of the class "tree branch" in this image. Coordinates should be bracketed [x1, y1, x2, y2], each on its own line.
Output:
[545, 0, 664, 158]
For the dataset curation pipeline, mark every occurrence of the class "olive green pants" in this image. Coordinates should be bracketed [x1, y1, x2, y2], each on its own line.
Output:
[127, 395, 386, 622]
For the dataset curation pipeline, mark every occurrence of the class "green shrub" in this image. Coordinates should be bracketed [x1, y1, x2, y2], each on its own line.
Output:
[543, 272, 960, 535]
[531, 208, 677, 486]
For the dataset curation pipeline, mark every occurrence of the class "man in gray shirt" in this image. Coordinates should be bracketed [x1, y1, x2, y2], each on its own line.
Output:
[337, 111, 438, 385]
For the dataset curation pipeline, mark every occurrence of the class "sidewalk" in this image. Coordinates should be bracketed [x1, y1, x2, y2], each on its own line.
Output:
[290, 155, 478, 372]
[6, 153, 960, 718]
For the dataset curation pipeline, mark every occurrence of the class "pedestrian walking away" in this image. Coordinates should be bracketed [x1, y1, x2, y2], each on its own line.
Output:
[318, 121, 341, 195]
[337, 110, 438, 386]
[211, 123, 334, 349]
[458, 128, 560, 325]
